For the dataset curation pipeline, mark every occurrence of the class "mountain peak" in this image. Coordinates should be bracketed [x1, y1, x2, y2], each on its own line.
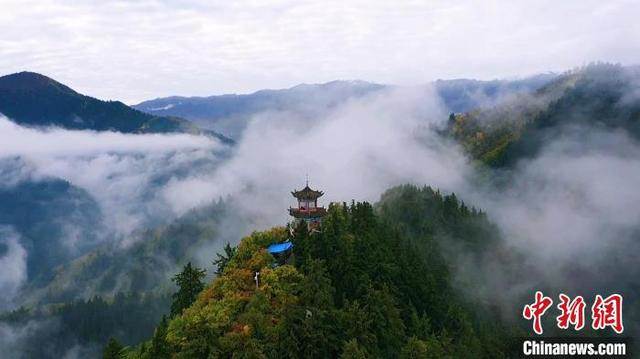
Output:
[288, 79, 378, 91]
[0, 71, 78, 95]
[0, 71, 235, 142]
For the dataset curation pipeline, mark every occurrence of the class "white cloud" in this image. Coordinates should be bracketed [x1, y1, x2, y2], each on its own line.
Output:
[0, 118, 218, 157]
[0, 226, 27, 310]
[482, 128, 640, 260]
[0, 0, 638, 103]
[0, 116, 223, 236]
[162, 86, 469, 227]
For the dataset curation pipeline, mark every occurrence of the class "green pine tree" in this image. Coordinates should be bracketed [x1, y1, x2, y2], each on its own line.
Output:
[103, 337, 123, 359]
[170, 262, 206, 317]
[213, 243, 237, 275]
[340, 339, 368, 359]
[149, 315, 171, 358]
[400, 337, 430, 359]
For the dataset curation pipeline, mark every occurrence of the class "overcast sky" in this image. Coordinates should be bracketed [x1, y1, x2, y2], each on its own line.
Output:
[1, 0, 638, 103]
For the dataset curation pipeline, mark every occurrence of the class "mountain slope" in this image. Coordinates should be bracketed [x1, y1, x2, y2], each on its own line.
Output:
[0, 72, 233, 143]
[448, 64, 640, 166]
[0, 199, 246, 358]
[128, 186, 515, 358]
[24, 199, 248, 306]
[0, 176, 105, 299]
[434, 73, 557, 113]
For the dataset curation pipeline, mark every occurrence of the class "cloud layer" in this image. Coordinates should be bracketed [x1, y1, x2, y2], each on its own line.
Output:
[0, 116, 223, 236]
[161, 86, 469, 228]
[0, 226, 27, 310]
[1, 80, 639, 339]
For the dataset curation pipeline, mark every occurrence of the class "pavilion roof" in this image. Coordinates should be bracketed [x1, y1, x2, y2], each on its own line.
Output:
[292, 185, 324, 199]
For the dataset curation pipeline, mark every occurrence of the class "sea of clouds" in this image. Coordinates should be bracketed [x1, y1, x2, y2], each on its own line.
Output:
[1, 82, 639, 340]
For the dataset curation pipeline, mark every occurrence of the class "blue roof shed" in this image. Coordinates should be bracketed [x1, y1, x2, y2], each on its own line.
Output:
[267, 241, 293, 254]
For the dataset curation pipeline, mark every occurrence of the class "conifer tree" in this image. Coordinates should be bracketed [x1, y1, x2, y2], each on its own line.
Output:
[170, 262, 206, 317]
[213, 243, 236, 275]
[149, 315, 170, 358]
[297, 259, 339, 357]
[291, 219, 311, 266]
[103, 337, 123, 359]
[340, 339, 368, 359]
[400, 337, 431, 359]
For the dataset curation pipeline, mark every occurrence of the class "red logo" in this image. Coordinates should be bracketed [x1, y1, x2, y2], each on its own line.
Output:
[556, 293, 586, 331]
[523, 291, 554, 335]
[523, 292, 623, 335]
[591, 294, 624, 334]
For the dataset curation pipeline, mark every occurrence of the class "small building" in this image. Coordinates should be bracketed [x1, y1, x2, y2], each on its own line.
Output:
[289, 183, 327, 231]
[266, 183, 326, 266]
[267, 241, 293, 265]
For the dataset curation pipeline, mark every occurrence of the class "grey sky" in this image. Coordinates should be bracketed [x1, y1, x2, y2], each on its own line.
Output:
[1, 0, 638, 103]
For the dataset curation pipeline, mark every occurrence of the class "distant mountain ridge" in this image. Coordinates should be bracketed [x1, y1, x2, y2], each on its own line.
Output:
[434, 73, 557, 112]
[0, 71, 233, 143]
[136, 80, 383, 116]
[134, 75, 556, 138]
[135, 80, 386, 138]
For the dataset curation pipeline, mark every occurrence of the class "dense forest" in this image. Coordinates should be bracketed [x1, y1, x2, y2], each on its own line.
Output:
[109, 185, 519, 358]
[0, 199, 253, 357]
[1, 293, 170, 358]
[447, 63, 640, 167]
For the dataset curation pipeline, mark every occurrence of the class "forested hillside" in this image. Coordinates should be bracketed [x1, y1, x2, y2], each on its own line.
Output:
[23, 199, 241, 305]
[447, 63, 640, 166]
[0, 178, 104, 291]
[122, 185, 518, 358]
[0, 199, 252, 358]
[434, 73, 556, 113]
[1, 293, 170, 358]
[0, 72, 232, 143]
